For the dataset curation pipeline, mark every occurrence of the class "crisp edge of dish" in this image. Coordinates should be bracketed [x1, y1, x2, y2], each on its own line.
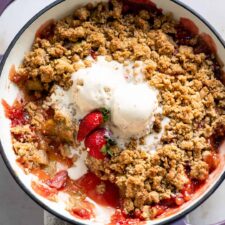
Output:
[0, 0, 225, 225]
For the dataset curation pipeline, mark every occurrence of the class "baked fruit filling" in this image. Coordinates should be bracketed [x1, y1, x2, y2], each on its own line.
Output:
[3, 0, 225, 223]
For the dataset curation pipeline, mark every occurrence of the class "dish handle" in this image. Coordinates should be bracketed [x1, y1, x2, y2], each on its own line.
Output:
[171, 217, 225, 225]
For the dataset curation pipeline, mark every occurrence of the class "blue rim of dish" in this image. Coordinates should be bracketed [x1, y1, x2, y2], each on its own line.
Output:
[0, 1, 225, 225]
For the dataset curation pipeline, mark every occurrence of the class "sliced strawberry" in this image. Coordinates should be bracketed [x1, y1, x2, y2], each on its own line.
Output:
[77, 109, 109, 142]
[70, 200, 95, 220]
[46, 170, 68, 190]
[71, 207, 92, 220]
[84, 129, 108, 159]
[31, 181, 57, 200]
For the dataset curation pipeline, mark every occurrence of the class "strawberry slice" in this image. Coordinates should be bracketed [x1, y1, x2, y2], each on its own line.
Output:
[31, 181, 57, 200]
[85, 129, 112, 160]
[46, 170, 68, 190]
[77, 109, 109, 142]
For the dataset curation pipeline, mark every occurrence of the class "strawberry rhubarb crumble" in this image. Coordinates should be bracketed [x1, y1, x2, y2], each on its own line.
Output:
[3, 0, 225, 223]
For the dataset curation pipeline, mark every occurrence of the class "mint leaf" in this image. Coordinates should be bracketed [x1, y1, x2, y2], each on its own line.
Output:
[100, 108, 110, 122]
[101, 146, 108, 155]
[101, 145, 113, 157]
[107, 148, 113, 157]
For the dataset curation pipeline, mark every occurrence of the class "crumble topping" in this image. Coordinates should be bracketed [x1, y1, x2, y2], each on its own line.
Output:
[5, 0, 225, 221]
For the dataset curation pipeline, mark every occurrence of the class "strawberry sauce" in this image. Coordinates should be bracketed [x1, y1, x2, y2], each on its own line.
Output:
[109, 210, 146, 225]
[179, 18, 199, 36]
[9, 65, 19, 83]
[2, 99, 29, 127]
[176, 17, 218, 57]
[31, 181, 57, 200]
[31, 169, 51, 182]
[35, 19, 55, 40]
[9, 65, 28, 84]
[90, 49, 98, 60]
[194, 33, 217, 55]
[149, 179, 205, 219]
[70, 200, 95, 220]
[122, 0, 162, 15]
[47, 149, 74, 168]
[76, 172, 120, 208]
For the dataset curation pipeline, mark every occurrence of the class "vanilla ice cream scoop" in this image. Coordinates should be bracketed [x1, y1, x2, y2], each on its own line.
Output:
[70, 56, 158, 138]
[111, 83, 158, 138]
[72, 58, 126, 118]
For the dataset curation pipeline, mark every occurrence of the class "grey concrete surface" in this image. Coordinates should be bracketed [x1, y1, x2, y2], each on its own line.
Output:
[44, 212, 72, 225]
[0, 156, 43, 225]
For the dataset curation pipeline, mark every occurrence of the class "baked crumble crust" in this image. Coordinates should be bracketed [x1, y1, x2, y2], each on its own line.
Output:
[7, 0, 225, 220]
